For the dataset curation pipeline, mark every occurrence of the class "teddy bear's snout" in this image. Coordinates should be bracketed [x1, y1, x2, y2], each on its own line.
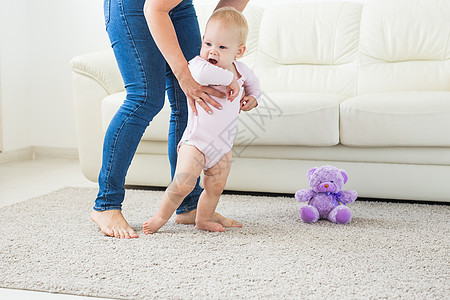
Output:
[318, 182, 336, 192]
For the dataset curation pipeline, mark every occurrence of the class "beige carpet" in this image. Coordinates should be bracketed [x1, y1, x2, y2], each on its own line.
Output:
[0, 187, 448, 299]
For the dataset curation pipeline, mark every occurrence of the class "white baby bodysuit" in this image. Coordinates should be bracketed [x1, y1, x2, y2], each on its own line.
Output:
[178, 55, 261, 170]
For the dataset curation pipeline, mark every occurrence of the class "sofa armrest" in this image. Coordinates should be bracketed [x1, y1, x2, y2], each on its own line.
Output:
[70, 49, 124, 182]
[70, 49, 124, 95]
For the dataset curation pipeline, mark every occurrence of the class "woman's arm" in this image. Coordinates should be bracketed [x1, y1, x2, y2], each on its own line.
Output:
[215, 0, 249, 12]
[144, 0, 224, 115]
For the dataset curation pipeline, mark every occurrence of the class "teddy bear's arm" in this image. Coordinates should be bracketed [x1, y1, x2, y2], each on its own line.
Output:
[339, 190, 358, 204]
[295, 189, 315, 202]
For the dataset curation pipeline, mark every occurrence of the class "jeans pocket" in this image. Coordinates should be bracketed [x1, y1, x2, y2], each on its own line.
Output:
[104, 0, 111, 26]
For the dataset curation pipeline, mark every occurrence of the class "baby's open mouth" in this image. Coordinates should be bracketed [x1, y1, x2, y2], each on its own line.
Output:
[208, 58, 218, 65]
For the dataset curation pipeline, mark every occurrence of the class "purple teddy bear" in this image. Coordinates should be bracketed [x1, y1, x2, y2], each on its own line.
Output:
[295, 165, 357, 224]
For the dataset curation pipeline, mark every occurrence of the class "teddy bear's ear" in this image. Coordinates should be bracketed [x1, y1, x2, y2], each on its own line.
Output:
[307, 168, 317, 180]
[341, 170, 348, 184]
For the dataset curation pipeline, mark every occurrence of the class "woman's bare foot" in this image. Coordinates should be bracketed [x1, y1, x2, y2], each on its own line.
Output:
[143, 214, 167, 234]
[175, 210, 242, 228]
[174, 210, 197, 224]
[90, 209, 138, 239]
[195, 220, 225, 232]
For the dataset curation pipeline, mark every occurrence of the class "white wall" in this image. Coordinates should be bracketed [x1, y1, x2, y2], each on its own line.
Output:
[0, 0, 373, 153]
[0, 0, 109, 152]
[28, 0, 110, 150]
[0, 1, 32, 151]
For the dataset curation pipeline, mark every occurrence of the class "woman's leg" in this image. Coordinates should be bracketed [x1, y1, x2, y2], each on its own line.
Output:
[165, 0, 203, 215]
[92, 0, 166, 238]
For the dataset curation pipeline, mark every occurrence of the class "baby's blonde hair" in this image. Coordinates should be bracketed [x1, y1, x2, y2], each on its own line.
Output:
[207, 7, 249, 45]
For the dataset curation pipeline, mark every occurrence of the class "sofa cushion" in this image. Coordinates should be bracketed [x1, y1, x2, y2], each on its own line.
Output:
[232, 92, 343, 147]
[102, 91, 343, 147]
[358, 0, 450, 94]
[258, 2, 361, 65]
[340, 91, 450, 146]
[136, 141, 450, 166]
[254, 2, 362, 97]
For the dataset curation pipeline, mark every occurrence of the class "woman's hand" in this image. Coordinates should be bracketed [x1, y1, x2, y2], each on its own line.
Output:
[177, 67, 226, 115]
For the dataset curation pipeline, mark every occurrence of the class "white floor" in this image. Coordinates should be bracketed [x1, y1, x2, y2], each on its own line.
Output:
[0, 157, 109, 300]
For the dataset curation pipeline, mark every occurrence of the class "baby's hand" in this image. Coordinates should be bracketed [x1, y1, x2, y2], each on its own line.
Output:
[227, 77, 240, 102]
[240, 96, 258, 113]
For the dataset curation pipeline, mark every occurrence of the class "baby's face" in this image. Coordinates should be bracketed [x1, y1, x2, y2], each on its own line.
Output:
[200, 19, 245, 69]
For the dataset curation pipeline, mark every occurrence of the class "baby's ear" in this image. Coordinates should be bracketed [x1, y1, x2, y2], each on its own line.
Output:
[235, 44, 246, 58]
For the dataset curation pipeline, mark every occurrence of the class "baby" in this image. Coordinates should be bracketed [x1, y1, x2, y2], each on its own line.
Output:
[143, 7, 261, 233]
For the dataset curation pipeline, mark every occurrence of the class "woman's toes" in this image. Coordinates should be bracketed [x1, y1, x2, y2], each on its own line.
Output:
[232, 222, 243, 228]
[102, 227, 114, 237]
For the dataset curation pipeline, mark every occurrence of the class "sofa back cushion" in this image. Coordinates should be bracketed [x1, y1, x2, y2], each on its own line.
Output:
[358, 0, 450, 94]
[254, 2, 362, 97]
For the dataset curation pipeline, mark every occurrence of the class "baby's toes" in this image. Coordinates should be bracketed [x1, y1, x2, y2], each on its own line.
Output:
[196, 221, 225, 232]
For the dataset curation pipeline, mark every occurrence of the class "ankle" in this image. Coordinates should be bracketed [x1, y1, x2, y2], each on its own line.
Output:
[195, 216, 213, 226]
[154, 212, 170, 223]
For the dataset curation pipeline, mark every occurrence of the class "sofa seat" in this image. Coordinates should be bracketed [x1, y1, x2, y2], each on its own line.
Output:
[102, 91, 345, 147]
[340, 91, 450, 146]
[135, 140, 450, 166]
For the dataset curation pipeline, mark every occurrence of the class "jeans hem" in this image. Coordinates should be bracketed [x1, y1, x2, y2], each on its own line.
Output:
[93, 205, 122, 212]
[175, 204, 198, 215]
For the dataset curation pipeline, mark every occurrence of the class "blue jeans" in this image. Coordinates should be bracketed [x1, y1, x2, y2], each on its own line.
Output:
[94, 0, 202, 213]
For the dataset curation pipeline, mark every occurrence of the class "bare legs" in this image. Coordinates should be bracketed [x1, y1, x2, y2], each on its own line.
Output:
[194, 151, 232, 232]
[143, 145, 240, 234]
[143, 145, 204, 234]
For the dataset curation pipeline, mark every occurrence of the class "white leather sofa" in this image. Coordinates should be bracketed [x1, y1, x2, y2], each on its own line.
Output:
[71, 0, 450, 202]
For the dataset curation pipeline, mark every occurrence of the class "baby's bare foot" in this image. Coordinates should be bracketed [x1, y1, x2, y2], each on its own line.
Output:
[175, 210, 242, 228]
[143, 214, 167, 234]
[213, 213, 243, 228]
[90, 209, 138, 239]
[195, 220, 225, 232]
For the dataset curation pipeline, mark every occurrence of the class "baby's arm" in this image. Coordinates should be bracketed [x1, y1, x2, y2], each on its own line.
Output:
[238, 62, 261, 104]
[188, 56, 234, 86]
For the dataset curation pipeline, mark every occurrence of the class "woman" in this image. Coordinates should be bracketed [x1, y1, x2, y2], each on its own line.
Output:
[90, 0, 257, 239]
